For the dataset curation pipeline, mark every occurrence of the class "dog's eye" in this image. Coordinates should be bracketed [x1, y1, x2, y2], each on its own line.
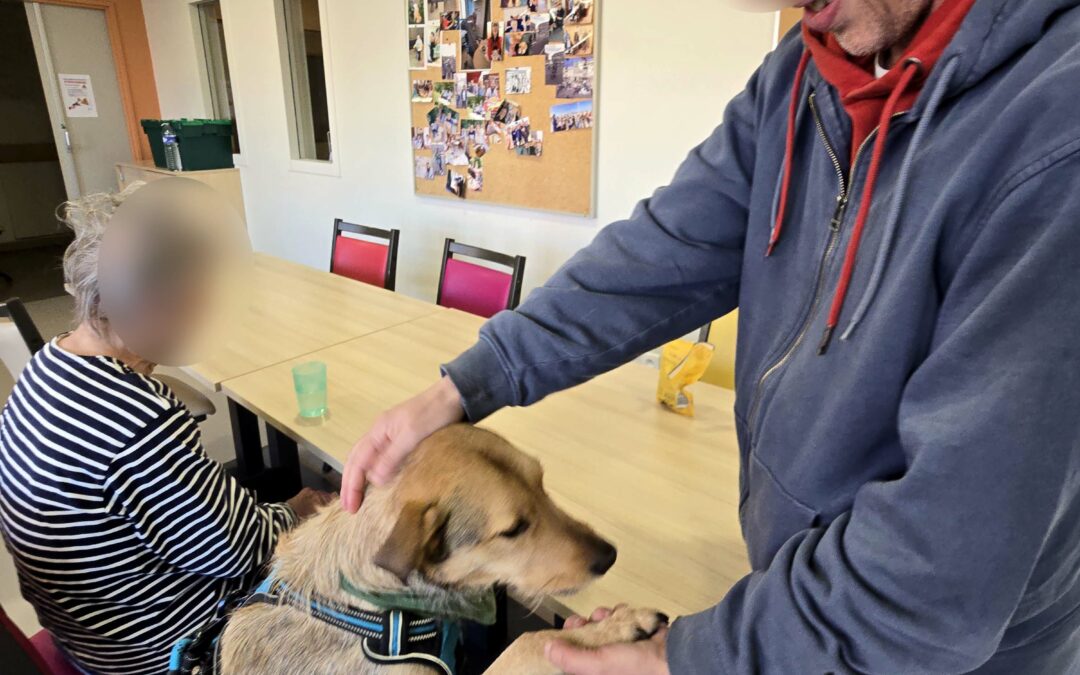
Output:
[500, 518, 530, 539]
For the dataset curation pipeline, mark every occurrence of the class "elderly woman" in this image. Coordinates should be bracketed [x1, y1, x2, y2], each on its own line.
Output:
[0, 184, 331, 674]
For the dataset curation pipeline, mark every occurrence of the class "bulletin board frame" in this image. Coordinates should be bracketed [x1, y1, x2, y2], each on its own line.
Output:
[406, 0, 600, 217]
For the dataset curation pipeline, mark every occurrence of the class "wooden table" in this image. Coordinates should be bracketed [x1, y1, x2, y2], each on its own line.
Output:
[187, 254, 440, 391]
[223, 309, 750, 619]
[186, 254, 439, 500]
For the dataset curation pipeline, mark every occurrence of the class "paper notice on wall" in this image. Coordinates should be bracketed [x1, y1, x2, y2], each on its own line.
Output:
[57, 74, 98, 118]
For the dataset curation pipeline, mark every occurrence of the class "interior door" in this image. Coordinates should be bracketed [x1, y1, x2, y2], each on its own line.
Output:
[0, 3, 67, 243]
[29, 2, 133, 197]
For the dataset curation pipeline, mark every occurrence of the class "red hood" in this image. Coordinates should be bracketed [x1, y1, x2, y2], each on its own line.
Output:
[768, 0, 978, 354]
[802, 0, 977, 159]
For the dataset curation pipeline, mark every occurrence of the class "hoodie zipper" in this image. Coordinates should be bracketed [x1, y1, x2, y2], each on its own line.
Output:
[746, 94, 897, 431]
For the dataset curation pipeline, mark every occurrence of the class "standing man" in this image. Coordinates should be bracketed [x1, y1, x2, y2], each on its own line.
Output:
[345, 0, 1080, 672]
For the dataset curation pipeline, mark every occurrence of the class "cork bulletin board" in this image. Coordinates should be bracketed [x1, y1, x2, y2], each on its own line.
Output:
[407, 0, 598, 216]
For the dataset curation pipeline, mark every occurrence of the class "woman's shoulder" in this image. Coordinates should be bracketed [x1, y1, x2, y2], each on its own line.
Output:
[17, 341, 188, 433]
[0, 342, 198, 483]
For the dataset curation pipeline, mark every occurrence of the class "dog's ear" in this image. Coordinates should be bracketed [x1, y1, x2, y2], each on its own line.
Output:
[373, 501, 449, 583]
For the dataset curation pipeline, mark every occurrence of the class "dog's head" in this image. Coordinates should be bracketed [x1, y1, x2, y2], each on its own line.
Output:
[372, 424, 617, 598]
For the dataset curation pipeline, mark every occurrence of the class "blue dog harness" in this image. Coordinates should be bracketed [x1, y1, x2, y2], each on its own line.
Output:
[168, 576, 456, 674]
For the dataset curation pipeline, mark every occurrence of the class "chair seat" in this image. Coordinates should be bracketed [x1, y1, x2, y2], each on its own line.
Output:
[29, 631, 82, 675]
[158, 375, 216, 419]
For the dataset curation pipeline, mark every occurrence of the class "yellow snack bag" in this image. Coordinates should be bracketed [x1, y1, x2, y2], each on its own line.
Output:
[656, 339, 716, 417]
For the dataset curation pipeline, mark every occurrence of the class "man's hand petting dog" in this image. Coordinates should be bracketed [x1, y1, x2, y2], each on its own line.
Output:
[546, 606, 671, 675]
[286, 488, 337, 520]
[342, 375, 464, 512]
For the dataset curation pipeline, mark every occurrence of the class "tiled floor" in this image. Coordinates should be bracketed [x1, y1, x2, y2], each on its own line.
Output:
[0, 243, 69, 304]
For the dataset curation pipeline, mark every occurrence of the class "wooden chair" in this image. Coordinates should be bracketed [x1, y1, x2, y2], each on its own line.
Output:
[436, 239, 526, 318]
[330, 219, 401, 291]
[698, 310, 738, 391]
[0, 298, 215, 422]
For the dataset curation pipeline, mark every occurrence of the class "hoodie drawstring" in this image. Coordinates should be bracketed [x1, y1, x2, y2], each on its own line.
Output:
[766, 50, 812, 258]
[766, 51, 960, 355]
[839, 56, 961, 342]
[816, 58, 923, 354]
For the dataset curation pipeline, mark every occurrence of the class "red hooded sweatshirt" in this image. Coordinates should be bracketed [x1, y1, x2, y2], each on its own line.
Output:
[803, 0, 978, 159]
[770, 0, 978, 351]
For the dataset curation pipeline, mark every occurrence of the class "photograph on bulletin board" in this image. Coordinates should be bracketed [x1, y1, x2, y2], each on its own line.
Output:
[408, 0, 598, 216]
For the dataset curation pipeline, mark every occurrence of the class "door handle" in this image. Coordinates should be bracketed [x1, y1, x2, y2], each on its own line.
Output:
[61, 123, 71, 153]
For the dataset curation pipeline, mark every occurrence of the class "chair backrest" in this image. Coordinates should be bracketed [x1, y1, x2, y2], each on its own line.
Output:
[436, 239, 526, 319]
[698, 309, 738, 390]
[330, 219, 401, 291]
[0, 299, 44, 381]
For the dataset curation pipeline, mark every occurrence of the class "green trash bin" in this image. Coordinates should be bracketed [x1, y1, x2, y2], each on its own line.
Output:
[140, 119, 235, 171]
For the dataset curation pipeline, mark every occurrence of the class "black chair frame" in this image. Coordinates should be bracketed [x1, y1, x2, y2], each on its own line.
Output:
[435, 238, 527, 311]
[330, 219, 401, 291]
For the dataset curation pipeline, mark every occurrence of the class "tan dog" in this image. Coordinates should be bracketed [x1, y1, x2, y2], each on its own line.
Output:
[219, 424, 666, 674]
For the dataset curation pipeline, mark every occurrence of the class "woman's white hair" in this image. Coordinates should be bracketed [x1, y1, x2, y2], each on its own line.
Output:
[60, 182, 144, 334]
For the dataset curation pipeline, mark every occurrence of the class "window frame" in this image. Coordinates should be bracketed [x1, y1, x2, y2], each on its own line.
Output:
[274, 0, 340, 176]
[190, 0, 245, 165]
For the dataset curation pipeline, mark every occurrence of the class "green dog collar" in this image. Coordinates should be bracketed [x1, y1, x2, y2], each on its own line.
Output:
[339, 573, 498, 626]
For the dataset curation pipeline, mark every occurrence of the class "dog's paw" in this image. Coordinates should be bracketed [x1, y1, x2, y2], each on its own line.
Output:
[580, 607, 669, 646]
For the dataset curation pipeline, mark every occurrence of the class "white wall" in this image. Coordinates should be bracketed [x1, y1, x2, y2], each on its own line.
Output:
[143, 0, 212, 119]
[142, 0, 776, 303]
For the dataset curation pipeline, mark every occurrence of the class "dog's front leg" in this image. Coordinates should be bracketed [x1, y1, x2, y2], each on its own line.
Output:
[484, 606, 667, 675]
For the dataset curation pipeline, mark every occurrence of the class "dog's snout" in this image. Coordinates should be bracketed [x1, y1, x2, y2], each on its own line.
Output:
[589, 540, 618, 576]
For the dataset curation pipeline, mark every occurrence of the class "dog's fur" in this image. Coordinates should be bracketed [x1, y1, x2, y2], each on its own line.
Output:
[219, 424, 665, 674]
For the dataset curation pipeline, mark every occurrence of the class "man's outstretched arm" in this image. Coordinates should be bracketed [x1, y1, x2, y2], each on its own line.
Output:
[444, 73, 762, 421]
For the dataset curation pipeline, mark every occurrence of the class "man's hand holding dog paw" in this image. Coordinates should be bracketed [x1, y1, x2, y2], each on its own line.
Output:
[546, 628, 670, 675]
[546, 606, 671, 675]
[342, 376, 464, 512]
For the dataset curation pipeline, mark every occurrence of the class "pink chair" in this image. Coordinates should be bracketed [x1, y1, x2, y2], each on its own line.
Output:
[29, 632, 81, 675]
[329, 219, 401, 291]
[1, 604, 80, 675]
[435, 239, 526, 318]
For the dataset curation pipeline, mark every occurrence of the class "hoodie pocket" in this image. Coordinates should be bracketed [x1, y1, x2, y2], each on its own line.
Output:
[742, 451, 820, 570]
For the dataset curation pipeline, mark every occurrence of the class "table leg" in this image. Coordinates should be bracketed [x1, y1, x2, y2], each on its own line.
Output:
[228, 399, 264, 480]
[461, 586, 509, 672]
[267, 426, 302, 497]
[228, 399, 305, 502]
[493, 586, 509, 648]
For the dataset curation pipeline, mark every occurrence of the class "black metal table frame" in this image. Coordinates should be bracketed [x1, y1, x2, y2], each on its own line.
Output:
[227, 398, 303, 503]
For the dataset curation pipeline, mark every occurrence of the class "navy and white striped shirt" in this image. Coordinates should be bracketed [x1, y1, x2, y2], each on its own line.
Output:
[0, 339, 295, 674]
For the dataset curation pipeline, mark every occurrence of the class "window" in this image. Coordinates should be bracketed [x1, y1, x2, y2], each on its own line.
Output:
[196, 1, 240, 154]
[278, 0, 333, 162]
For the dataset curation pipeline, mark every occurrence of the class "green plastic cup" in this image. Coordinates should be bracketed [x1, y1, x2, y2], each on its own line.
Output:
[292, 361, 328, 418]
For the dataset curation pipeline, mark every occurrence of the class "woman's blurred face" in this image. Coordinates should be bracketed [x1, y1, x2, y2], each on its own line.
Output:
[97, 179, 250, 366]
